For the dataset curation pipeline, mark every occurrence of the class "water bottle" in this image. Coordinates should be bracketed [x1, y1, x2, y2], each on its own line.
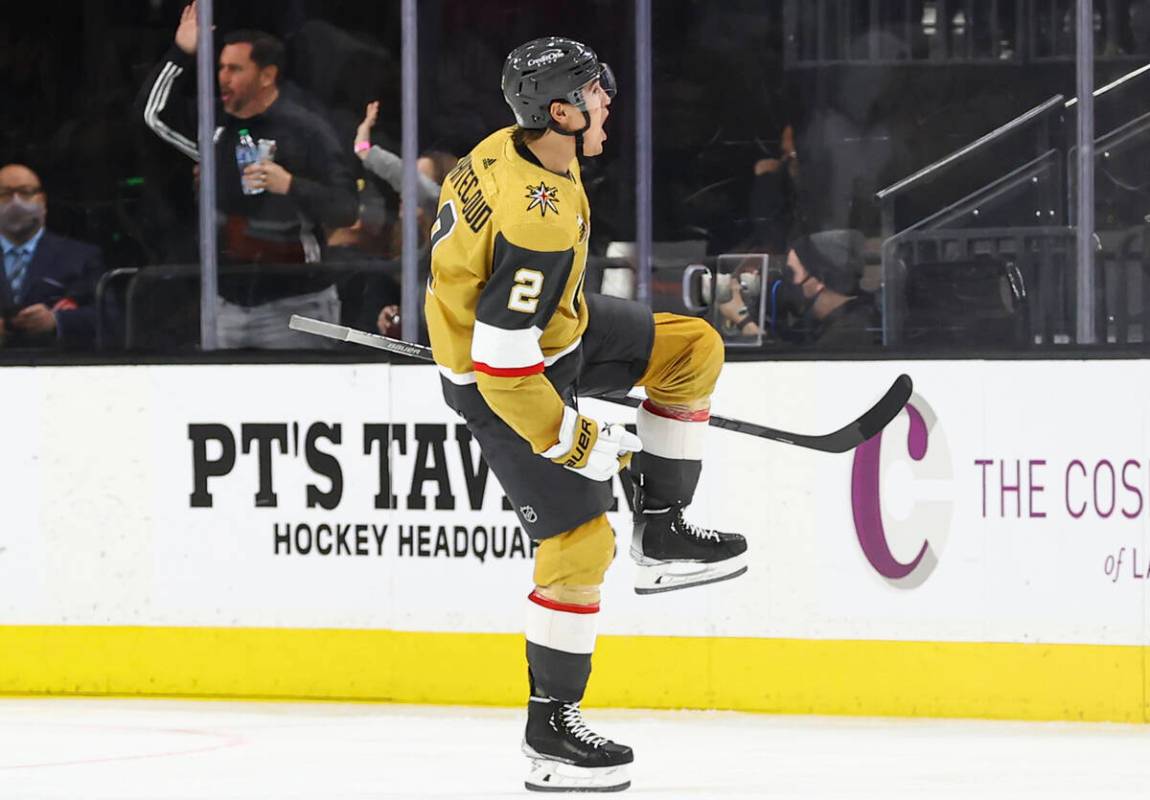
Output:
[235, 129, 263, 195]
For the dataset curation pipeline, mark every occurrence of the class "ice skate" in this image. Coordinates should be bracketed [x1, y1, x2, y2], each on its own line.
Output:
[523, 696, 633, 792]
[630, 484, 748, 595]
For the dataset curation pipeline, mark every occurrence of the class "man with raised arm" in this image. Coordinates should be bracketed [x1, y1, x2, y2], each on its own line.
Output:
[136, 1, 356, 348]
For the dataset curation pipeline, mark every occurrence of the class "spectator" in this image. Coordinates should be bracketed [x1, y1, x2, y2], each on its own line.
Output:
[335, 104, 458, 261]
[720, 230, 879, 348]
[325, 178, 400, 340]
[325, 180, 391, 259]
[354, 101, 453, 225]
[0, 163, 105, 349]
[747, 124, 799, 254]
[350, 102, 458, 336]
[793, 69, 896, 235]
[136, 1, 357, 349]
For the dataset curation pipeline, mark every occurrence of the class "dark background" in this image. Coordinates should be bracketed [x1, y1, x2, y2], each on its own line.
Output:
[4, 0, 1149, 268]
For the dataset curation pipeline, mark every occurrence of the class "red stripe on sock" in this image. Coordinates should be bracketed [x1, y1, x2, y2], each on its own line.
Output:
[474, 361, 545, 378]
[641, 399, 710, 422]
[528, 591, 599, 614]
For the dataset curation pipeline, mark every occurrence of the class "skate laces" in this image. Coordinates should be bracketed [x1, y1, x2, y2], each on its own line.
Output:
[676, 509, 720, 543]
[560, 703, 609, 748]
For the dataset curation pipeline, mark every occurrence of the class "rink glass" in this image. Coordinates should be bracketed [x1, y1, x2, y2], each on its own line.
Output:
[0, 0, 1146, 362]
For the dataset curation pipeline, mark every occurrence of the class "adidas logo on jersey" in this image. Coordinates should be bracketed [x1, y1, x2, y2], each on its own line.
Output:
[482, 158, 497, 169]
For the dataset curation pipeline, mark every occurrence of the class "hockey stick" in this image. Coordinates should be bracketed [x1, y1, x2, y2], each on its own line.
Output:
[288, 314, 912, 453]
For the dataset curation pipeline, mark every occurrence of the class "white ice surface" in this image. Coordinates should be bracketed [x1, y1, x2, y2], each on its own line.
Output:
[0, 698, 1147, 799]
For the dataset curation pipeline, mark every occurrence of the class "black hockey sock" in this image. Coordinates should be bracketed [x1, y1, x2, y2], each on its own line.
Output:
[525, 591, 598, 703]
[634, 451, 702, 510]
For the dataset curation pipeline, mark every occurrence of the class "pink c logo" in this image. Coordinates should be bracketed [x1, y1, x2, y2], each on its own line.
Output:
[850, 395, 952, 588]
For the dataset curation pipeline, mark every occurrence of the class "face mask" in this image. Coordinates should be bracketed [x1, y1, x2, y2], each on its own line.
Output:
[778, 266, 817, 318]
[0, 196, 45, 241]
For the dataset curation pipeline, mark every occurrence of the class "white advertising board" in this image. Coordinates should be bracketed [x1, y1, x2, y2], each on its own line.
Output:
[0, 360, 1145, 646]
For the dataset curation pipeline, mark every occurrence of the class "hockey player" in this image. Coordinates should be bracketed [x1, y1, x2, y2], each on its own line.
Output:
[424, 37, 747, 792]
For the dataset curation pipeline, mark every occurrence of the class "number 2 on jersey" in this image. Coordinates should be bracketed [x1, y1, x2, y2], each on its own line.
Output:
[429, 201, 458, 253]
[508, 268, 544, 313]
[427, 202, 458, 293]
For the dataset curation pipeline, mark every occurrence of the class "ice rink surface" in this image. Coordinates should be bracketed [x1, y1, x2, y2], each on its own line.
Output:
[0, 697, 1147, 799]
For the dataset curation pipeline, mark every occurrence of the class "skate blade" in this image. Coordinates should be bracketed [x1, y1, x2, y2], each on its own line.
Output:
[633, 555, 748, 595]
[524, 755, 631, 793]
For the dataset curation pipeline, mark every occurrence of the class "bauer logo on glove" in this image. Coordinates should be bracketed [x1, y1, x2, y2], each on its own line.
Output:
[543, 406, 642, 482]
[562, 416, 597, 468]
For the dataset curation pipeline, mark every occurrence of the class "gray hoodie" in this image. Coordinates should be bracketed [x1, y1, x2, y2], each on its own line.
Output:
[362, 146, 442, 219]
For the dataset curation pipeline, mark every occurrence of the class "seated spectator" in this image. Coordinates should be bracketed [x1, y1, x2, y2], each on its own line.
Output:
[325, 178, 401, 337]
[326, 180, 392, 260]
[720, 230, 879, 348]
[0, 163, 105, 349]
[136, 2, 357, 349]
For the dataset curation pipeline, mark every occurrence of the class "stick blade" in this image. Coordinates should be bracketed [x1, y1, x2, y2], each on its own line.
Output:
[853, 373, 914, 444]
[809, 372, 913, 453]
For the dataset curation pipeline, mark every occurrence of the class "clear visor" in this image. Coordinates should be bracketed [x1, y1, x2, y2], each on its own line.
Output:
[568, 62, 617, 110]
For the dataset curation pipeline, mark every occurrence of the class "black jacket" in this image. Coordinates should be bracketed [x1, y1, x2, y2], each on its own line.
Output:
[1, 230, 105, 349]
[136, 46, 358, 303]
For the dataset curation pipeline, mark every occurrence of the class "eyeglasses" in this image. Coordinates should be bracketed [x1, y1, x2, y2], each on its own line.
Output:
[0, 187, 43, 201]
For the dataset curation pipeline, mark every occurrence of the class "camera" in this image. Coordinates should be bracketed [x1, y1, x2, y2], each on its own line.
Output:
[699, 271, 761, 306]
[681, 255, 782, 313]
[679, 255, 784, 346]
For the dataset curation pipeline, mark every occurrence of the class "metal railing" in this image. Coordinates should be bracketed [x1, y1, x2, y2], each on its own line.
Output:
[876, 94, 1065, 237]
[1067, 110, 1150, 219]
[900, 149, 1063, 234]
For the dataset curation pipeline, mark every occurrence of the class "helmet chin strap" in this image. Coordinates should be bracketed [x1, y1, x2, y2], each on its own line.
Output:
[547, 109, 592, 158]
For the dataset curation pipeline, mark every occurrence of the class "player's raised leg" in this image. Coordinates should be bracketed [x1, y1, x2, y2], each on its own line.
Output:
[631, 315, 747, 594]
[524, 514, 633, 792]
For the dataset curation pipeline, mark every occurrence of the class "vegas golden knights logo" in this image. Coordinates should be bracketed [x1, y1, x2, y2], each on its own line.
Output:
[525, 181, 560, 217]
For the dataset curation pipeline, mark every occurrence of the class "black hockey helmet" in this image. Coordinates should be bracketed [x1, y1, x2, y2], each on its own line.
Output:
[502, 37, 616, 132]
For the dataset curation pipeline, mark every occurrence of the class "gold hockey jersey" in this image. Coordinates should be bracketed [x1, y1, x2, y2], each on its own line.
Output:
[424, 126, 592, 453]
